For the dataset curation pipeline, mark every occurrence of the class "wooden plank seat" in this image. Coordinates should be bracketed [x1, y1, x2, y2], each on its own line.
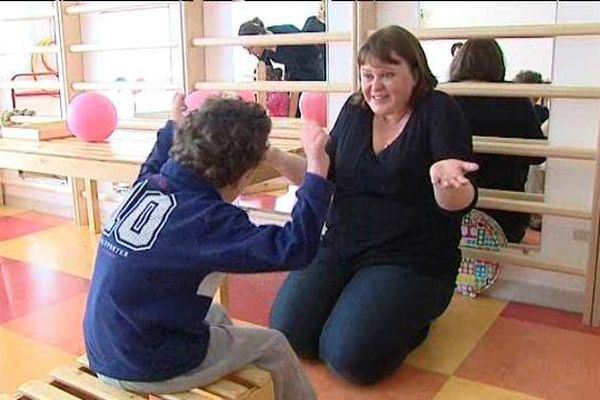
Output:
[0, 129, 302, 234]
[9, 355, 274, 400]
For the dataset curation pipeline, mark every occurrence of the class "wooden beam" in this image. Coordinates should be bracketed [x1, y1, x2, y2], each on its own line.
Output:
[414, 22, 600, 40]
[368, 22, 600, 40]
[181, 0, 205, 94]
[70, 177, 88, 226]
[194, 81, 352, 93]
[256, 61, 267, 109]
[70, 42, 178, 53]
[84, 179, 101, 235]
[72, 82, 180, 91]
[584, 105, 600, 326]
[65, 1, 175, 15]
[192, 31, 351, 47]
[438, 82, 600, 99]
[56, 1, 84, 117]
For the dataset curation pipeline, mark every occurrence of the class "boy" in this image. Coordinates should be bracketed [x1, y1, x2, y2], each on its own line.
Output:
[83, 94, 332, 400]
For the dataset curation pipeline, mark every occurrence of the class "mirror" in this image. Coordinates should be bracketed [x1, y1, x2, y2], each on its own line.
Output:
[80, 3, 182, 120]
[231, 1, 327, 119]
[0, 1, 62, 120]
[418, 1, 557, 247]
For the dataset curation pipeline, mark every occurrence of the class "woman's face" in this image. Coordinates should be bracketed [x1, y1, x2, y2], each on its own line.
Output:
[360, 54, 416, 116]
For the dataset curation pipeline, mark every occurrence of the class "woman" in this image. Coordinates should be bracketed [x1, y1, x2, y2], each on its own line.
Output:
[449, 39, 546, 243]
[265, 25, 478, 384]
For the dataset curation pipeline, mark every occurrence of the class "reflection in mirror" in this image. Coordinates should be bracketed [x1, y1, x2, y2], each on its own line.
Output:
[81, 4, 182, 121]
[233, 1, 326, 119]
[0, 1, 61, 119]
[418, 1, 556, 248]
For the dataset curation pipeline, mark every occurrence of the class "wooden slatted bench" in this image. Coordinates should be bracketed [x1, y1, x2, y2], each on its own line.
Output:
[0, 128, 302, 235]
[7, 356, 274, 400]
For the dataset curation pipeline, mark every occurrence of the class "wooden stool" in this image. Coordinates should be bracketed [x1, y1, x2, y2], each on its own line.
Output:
[11, 355, 274, 400]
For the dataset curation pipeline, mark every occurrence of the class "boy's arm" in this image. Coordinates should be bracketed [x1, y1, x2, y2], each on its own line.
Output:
[201, 172, 333, 273]
[136, 93, 185, 182]
[200, 121, 333, 273]
[263, 120, 327, 185]
[137, 120, 176, 182]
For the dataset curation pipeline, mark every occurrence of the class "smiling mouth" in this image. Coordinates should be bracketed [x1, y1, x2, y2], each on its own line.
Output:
[371, 95, 388, 101]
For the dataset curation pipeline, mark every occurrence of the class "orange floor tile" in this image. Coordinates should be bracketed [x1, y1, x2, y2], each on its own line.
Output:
[2, 204, 600, 399]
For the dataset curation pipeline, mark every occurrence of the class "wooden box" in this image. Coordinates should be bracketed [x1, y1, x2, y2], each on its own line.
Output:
[0, 121, 71, 141]
[6, 355, 274, 400]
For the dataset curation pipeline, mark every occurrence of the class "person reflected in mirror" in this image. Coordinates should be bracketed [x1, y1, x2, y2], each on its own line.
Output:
[239, 17, 326, 117]
[513, 70, 550, 129]
[259, 64, 292, 117]
[449, 39, 546, 243]
[302, 1, 327, 80]
[513, 70, 551, 232]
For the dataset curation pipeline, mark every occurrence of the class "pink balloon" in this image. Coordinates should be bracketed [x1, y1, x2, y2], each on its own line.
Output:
[67, 92, 117, 143]
[267, 92, 289, 117]
[299, 92, 327, 127]
[236, 90, 256, 103]
[185, 90, 221, 111]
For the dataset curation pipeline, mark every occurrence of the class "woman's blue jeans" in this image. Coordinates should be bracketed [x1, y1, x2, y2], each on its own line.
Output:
[270, 246, 455, 385]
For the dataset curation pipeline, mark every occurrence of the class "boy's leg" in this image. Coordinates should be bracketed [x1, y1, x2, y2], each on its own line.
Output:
[114, 325, 315, 400]
[206, 302, 233, 326]
[270, 246, 351, 358]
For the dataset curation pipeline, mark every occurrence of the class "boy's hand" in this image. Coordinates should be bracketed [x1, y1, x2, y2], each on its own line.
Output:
[301, 120, 330, 179]
[170, 92, 186, 124]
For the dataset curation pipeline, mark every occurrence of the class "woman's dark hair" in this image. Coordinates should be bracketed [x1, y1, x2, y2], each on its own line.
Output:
[449, 38, 506, 82]
[352, 25, 438, 108]
[170, 97, 271, 188]
[238, 17, 267, 36]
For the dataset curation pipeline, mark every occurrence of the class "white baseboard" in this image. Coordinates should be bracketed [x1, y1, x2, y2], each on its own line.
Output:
[5, 193, 73, 219]
[2, 179, 120, 225]
[485, 277, 583, 313]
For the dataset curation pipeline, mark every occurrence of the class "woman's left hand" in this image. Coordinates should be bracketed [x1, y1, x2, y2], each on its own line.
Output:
[430, 159, 479, 189]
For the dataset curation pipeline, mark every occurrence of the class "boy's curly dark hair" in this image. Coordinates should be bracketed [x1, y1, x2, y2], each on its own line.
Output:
[170, 97, 271, 188]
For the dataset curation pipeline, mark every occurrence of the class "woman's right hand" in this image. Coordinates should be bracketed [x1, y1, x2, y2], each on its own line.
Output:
[301, 120, 330, 179]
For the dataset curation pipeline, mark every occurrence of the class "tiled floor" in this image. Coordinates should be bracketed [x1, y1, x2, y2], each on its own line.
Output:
[1, 204, 600, 399]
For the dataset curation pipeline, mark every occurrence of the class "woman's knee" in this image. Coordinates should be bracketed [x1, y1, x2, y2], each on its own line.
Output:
[270, 314, 320, 359]
[320, 341, 406, 385]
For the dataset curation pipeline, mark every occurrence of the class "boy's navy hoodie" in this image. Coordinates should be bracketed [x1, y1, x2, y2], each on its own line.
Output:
[83, 120, 333, 381]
